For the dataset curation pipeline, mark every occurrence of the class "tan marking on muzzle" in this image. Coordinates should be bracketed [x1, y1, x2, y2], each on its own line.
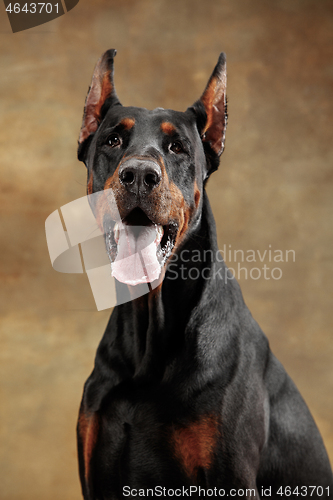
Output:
[194, 180, 201, 208]
[87, 171, 94, 196]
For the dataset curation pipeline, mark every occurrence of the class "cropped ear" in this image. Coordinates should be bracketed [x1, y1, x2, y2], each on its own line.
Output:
[191, 53, 227, 158]
[78, 49, 121, 161]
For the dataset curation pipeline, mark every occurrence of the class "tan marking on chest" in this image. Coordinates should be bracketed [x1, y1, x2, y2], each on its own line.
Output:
[171, 415, 219, 478]
[78, 411, 99, 483]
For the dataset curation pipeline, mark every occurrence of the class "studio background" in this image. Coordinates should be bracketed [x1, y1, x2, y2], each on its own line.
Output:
[0, 0, 332, 498]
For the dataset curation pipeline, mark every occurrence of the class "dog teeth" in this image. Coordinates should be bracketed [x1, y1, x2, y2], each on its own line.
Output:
[114, 223, 120, 244]
[155, 224, 164, 245]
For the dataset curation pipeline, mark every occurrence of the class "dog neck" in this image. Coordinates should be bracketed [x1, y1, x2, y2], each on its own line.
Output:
[111, 190, 245, 380]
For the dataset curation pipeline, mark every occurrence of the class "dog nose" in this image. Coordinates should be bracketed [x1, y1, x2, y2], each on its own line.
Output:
[118, 160, 162, 194]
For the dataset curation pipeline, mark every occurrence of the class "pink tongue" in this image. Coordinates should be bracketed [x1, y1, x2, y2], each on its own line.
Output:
[111, 224, 162, 285]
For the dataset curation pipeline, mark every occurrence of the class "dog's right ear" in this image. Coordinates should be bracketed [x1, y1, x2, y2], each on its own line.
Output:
[78, 49, 121, 162]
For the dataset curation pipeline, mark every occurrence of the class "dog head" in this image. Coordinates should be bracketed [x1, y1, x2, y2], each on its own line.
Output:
[77, 49, 227, 286]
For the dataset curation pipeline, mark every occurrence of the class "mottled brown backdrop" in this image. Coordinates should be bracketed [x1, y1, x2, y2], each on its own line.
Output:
[0, 0, 332, 498]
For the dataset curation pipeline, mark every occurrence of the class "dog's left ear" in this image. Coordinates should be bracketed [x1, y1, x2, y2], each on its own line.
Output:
[189, 53, 227, 174]
[78, 49, 121, 162]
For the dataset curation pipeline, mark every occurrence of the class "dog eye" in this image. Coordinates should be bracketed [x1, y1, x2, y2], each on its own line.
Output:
[107, 134, 122, 148]
[169, 141, 184, 154]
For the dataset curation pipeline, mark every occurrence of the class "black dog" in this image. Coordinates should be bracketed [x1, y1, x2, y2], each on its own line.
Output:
[76, 50, 332, 499]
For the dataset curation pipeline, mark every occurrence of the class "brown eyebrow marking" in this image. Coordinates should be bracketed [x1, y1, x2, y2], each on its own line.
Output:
[160, 122, 176, 135]
[120, 117, 135, 130]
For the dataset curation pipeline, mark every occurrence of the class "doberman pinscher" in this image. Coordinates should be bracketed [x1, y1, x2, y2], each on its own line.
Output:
[76, 50, 332, 499]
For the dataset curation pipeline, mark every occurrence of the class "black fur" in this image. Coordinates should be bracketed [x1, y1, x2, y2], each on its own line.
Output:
[76, 51, 333, 500]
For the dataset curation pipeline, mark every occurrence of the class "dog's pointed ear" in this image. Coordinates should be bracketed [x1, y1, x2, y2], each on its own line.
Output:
[190, 53, 227, 159]
[78, 49, 121, 161]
